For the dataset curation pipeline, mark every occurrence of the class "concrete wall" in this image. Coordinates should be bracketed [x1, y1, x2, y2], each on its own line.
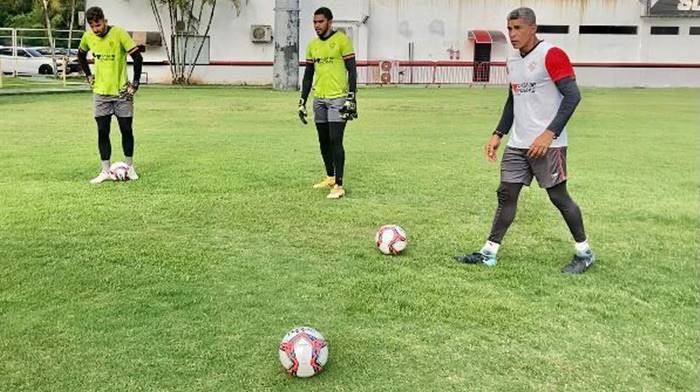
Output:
[88, 0, 700, 87]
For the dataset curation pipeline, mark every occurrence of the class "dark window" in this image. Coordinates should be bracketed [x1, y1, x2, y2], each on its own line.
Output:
[146, 32, 163, 47]
[650, 26, 679, 35]
[0, 48, 12, 55]
[579, 25, 638, 35]
[537, 25, 569, 34]
[690, 27, 700, 35]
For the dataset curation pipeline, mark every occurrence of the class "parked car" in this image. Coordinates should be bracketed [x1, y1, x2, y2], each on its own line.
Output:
[29, 47, 81, 74]
[0, 46, 66, 75]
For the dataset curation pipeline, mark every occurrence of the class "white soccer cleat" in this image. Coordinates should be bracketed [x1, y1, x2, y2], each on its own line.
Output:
[127, 166, 139, 180]
[90, 171, 115, 184]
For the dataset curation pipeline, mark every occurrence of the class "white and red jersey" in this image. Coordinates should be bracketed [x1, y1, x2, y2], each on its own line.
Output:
[506, 41, 575, 148]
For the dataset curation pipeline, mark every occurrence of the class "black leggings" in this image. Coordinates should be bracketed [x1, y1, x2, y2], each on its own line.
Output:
[315, 122, 346, 186]
[96, 116, 134, 161]
[488, 181, 586, 244]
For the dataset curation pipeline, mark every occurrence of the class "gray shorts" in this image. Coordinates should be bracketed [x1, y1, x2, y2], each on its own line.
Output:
[501, 146, 568, 188]
[313, 97, 346, 123]
[94, 94, 134, 118]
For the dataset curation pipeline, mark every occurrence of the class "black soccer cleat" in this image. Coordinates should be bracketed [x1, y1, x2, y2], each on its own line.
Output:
[561, 251, 596, 274]
[454, 251, 497, 267]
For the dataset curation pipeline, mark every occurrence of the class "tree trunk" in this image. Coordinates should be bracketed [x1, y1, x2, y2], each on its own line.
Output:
[67, 0, 76, 52]
[186, 0, 217, 83]
[41, 0, 58, 77]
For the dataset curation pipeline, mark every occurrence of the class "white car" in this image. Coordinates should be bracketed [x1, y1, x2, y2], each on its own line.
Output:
[0, 46, 65, 75]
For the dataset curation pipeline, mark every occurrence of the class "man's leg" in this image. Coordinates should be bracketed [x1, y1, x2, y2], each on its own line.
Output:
[547, 182, 595, 273]
[89, 115, 116, 184]
[116, 116, 138, 179]
[488, 182, 525, 244]
[312, 99, 335, 189]
[315, 122, 334, 178]
[328, 122, 346, 187]
[96, 115, 112, 169]
[456, 147, 532, 266]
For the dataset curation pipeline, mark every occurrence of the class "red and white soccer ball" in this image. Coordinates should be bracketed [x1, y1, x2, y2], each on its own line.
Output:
[278, 327, 329, 378]
[109, 161, 130, 181]
[375, 224, 407, 255]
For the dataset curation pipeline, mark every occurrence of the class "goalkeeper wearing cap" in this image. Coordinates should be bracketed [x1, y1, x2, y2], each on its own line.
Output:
[298, 6, 357, 200]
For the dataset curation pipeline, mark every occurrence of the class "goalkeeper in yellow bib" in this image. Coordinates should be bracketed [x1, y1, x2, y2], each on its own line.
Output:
[298, 7, 357, 199]
[77, 6, 143, 184]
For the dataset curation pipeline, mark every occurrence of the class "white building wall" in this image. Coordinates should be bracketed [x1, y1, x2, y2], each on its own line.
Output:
[87, 0, 700, 87]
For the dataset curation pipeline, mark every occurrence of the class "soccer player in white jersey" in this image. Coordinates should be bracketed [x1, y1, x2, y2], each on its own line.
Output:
[455, 7, 596, 274]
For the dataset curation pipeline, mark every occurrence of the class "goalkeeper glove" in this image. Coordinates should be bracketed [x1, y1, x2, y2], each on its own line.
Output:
[339, 92, 357, 121]
[298, 98, 308, 125]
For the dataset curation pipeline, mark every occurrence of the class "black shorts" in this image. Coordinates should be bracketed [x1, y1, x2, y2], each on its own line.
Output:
[500, 146, 568, 188]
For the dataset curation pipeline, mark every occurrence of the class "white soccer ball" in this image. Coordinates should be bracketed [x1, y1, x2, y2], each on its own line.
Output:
[375, 224, 407, 255]
[278, 326, 329, 378]
[109, 161, 130, 181]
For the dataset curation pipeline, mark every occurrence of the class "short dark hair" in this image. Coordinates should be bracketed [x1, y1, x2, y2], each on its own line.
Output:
[314, 7, 333, 21]
[86, 6, 105, 23]
[507, 7, 536, 25]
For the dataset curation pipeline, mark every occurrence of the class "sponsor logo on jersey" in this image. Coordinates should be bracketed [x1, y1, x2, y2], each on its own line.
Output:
[511, 82, 537, 95]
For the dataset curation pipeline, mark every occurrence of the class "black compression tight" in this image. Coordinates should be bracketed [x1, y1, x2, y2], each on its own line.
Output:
[487, 181, 587, 244]
[315, 121, 346, 186]
[95, 116, 134, 160]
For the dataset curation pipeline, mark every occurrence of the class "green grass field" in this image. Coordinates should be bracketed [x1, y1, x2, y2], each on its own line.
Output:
[1, 86, 698, 391]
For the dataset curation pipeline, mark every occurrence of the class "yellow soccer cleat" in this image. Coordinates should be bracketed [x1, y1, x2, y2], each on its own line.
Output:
[327, 185, 345, 199]
[312, 176, 335, 189]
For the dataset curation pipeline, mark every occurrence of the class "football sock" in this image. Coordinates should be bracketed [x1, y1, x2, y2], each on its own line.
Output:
[488, 182, 524, 243]
[125, 156, 133, 166]
[481, 240, 500, 255]
[575, 240, 591, 257]
[546, 181, 587, 243]
[329, 122, 346, 186]
[101, 160, 110, 172]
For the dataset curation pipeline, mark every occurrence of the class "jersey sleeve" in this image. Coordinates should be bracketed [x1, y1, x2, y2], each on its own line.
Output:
[119, 28, 137, 52]
[340, 34, 354, 59]
[545, 47, 575, 82]
[305, 44, 314, 64]
[78, 33, 90, 52]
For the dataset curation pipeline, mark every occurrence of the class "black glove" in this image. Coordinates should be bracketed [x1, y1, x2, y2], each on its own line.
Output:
[297, 98, 308, 125]
[339, 92, 357, 121]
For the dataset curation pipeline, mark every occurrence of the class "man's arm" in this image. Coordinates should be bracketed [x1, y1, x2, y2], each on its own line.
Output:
[494, 87, 514, 137]
[547, 77, 581, 136]
[300, 62, 314, 104]
[344, 56, 357, 95]
[77, 49, 91, 79]
[128, 47, 143, 88]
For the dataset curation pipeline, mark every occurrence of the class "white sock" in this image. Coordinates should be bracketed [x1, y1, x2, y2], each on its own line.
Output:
[125, 156, 133, 166]
[481, 240, 500, 255]
[575, 240, 591, 257]
[101, 160, 110, 172]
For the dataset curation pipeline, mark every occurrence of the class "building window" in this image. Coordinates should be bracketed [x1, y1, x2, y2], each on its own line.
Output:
[579, 25, 638, 35]
[650, 26, 679, 35]
[537, 25, 569, 34]
[172, 35, 210, 65]
[690, 27, 700, 35]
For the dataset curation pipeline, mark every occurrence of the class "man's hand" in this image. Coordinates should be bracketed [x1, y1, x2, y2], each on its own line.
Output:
[118, 82, 137, 101]
[339, 92, 357, 121]
[127, 81, 139, 96]
[485, 134, 502, 162]
[86, 74, 94, 88]
[298, 98, 308, 124]
[527, 130, 556, 158]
